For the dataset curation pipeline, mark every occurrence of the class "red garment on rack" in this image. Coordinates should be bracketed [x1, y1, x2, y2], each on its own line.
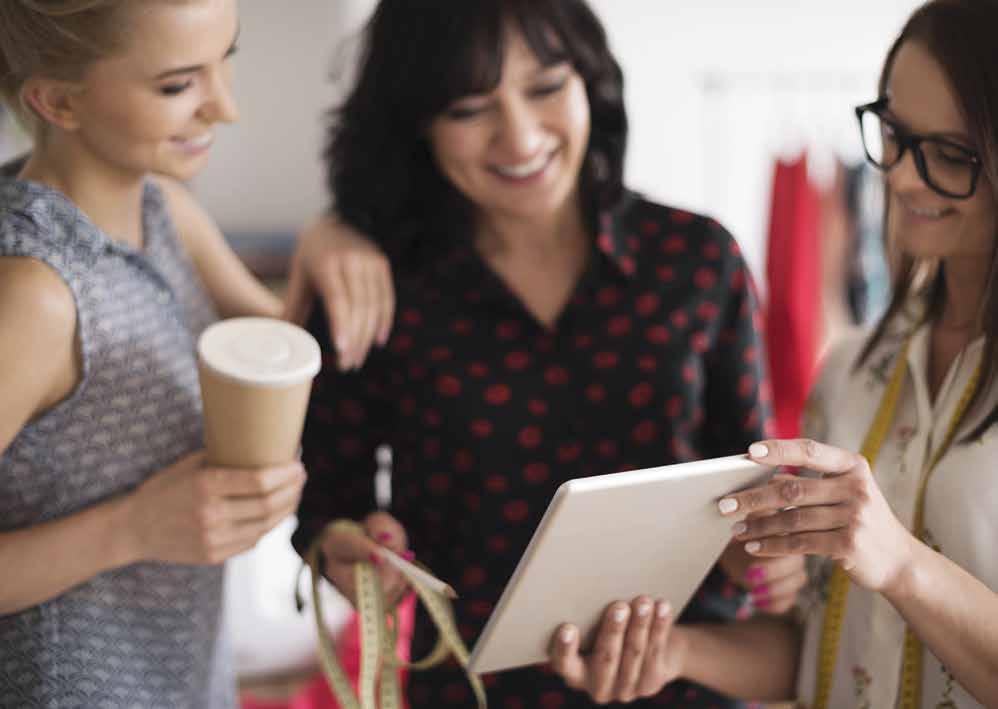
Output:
[765, 154, 822, 439]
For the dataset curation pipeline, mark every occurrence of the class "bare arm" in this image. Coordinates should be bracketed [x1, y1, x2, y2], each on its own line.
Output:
[885, 540, 998, 706]
[156, 177, 281, 319]
[549, 598, 798, 704]
[679, 618, 800, 701]
[0, 258, 133, 615]
[728, 439, 998, 706]
[0, 259, 304, 615]
[0, 496, 137, 616]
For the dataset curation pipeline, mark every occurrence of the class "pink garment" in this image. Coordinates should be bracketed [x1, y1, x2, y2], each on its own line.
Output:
[242, 594, 416, 709]
[765, 154, 822, 439]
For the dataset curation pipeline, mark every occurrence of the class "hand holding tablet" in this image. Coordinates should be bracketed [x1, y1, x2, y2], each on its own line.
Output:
[467, 454, 775, 675]
[549, 593, 684, 703]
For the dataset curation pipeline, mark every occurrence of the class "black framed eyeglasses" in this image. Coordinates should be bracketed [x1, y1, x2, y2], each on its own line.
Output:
[855, 98, 983, 199]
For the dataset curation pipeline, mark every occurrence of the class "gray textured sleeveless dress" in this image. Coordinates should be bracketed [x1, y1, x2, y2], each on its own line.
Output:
[0, 177, 236, 709]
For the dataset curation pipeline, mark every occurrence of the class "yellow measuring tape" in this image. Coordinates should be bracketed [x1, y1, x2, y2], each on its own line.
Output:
[299, 520, 487, 709]
[813, 337, 981, 709]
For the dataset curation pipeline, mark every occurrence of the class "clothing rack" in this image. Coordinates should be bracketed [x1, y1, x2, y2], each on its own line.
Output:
[696, 68, 872, 198]
[697, 70, 874, 95]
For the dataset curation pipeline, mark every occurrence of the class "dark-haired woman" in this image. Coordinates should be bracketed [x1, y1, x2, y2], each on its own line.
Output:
[610, 1, 998, 707]
[290, 0, 796, 706]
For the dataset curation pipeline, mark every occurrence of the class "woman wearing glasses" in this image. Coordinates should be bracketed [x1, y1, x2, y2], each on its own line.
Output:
[628, 0, 998, 706]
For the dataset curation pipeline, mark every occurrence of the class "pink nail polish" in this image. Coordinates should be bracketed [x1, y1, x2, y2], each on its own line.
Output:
[402, 550, 416, 562]
[745, 566, 766, 583]
[751, 583, 770, 598]
[376, 532, 392, 542]
[754, 597, 771, 608]
[368, 553, 383, 567]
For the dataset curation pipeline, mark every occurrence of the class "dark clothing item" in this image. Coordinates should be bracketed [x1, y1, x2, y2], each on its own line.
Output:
[294, 193, 771, 708]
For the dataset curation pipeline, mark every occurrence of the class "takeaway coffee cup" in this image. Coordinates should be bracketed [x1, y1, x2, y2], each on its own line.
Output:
[197, 317, 322, 468]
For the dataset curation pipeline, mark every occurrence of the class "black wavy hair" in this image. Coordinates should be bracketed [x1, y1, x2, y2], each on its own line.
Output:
[325, 0, 627, 265]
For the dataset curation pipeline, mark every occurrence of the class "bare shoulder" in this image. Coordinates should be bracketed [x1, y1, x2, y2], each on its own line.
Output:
[0, 258, 78, 433]
[0, 257, 76, 338]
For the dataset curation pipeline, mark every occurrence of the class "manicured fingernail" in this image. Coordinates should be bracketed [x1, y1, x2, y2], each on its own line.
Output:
[732, 522, 747, 536]
[749, 443, 769, 458]
[751, 584, 770, 599]
[754, 597, 771, 608]
[636, 602, 651, 617]
[560, 626, 576, 643]
[718, 498, 738, 515]
[745, 566, 766, 583]
[613, 606, 629, 623]
[656, 601, 672, 618]
[745, 541, 762, 554]
[368, 552, 383, 566]
[402, 550, 416, 562]
[376, 532, 392, 542]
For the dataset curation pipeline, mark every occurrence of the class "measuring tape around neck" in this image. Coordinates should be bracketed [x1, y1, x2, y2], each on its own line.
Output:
[300, 520, 487, 709]
[813, 337, 981, 709]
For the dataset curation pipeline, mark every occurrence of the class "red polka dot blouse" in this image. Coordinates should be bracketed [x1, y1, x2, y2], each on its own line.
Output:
[294, 193, 773, 708]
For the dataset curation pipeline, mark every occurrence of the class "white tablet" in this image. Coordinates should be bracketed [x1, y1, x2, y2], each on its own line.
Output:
[467, 454, 773, 675]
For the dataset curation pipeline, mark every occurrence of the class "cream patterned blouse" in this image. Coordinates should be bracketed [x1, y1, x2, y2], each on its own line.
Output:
[795, 307, 997, 709]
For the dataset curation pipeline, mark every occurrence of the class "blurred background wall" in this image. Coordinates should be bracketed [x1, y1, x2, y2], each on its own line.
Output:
[181, 0, 924, 282]
[0, 0, 922, 283]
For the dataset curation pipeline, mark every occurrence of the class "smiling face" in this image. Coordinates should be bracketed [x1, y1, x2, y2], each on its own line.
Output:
[63, 0, 240, 182]
[883, 40, 996, 265]
[426, 26, 591, 227]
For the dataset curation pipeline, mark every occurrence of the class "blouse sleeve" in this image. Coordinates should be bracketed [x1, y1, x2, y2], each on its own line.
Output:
[702, 221, 774, 456]
[291, 302, 393, 558]
[677, 221, 773, 628]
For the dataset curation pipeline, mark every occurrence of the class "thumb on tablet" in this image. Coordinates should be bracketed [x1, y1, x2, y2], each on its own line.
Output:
[549, 624, 586, 689]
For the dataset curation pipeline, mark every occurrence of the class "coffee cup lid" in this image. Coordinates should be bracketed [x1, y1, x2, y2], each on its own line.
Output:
[198, 317, 321, 387]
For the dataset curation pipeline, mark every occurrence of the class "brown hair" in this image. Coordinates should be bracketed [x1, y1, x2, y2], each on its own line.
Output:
[857, 0, 998, 440]
[0, 1, 138, 132]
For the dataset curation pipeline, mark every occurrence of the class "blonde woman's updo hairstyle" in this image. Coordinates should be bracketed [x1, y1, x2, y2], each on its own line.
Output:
[0, 0, 132, 132]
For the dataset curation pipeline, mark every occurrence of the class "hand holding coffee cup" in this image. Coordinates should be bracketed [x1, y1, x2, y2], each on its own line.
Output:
[120, 319, 319, 566]
[115, 318, 319, 566]
[124, 451, 306, 565]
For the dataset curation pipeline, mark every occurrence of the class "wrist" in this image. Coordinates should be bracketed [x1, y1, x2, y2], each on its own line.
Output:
[107, 492, 143, 568]
[671, 623, 694, 681]
[882, 533, 928, 603]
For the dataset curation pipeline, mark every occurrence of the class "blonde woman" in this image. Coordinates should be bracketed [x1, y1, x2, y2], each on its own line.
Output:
[0, 2, 388, 706]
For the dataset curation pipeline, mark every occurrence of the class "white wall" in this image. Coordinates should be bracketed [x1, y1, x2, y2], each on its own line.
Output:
[189, 0, 371, 235]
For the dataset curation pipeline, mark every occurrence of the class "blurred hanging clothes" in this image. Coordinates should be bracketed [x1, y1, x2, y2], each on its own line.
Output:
[845, 162, 890, 326]
[819, 160, 854, 353]
[764, 153, 822, 439]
